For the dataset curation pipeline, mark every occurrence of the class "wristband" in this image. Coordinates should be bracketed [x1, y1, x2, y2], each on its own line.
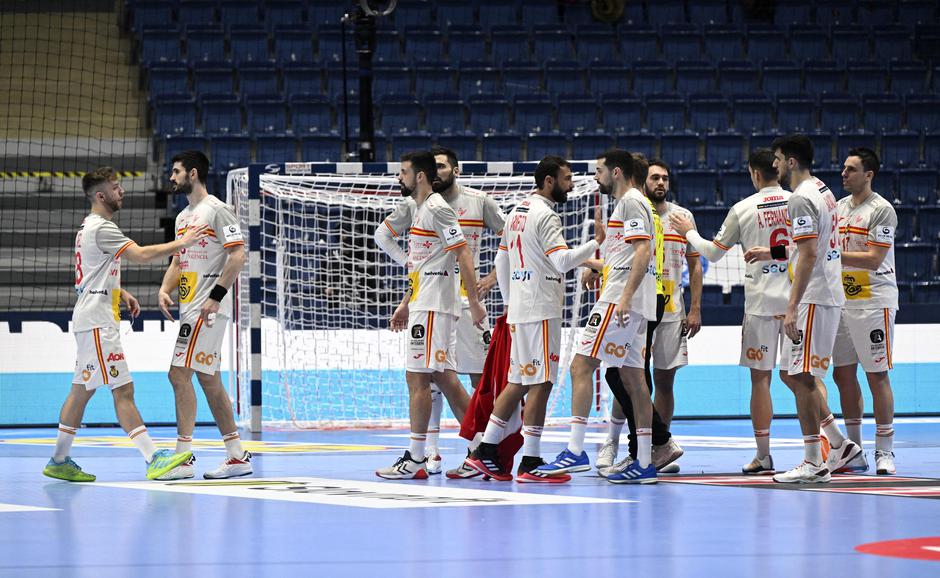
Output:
[770, 245, 786, 260]
[209, 285, 228, 302]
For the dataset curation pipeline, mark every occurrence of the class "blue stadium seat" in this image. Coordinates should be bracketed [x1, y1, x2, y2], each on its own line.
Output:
[819, 94, 858, 133]
[803, 61, 845, 97]
[219, 1, 260, 30]
[895, 205, 917, 242]
[192, 62, 234, 97]
[533, 27, 572, 62]
[717, 61, 758, 95]
[809, 134, 836, 168]
[457, 64, 500, 96]
[317, 26, 355, 62]
[862, 94, 903, 133]
[290, 94, 333, 134]
[201, 94, 243, 135]
[390, 133, 434, 160]
[898, 0, 937, 26]
[632, 61, 673, 97]
[325, 63, 358, 101]
[403, 30, 443, 62]
[759, 62, 799, 98]
[874, 29, 913, 62]
[602, 97, 643, 134]
[747, 132, 780, 151]
[255, 135, 297, 162]
[513, 94, 554, 134]
[835, 132, 877, 159]
[675, 170, 719, 206]
[478, 0, 519, 30]
[185, 27, 225, 64]
[436, 134, 479, 162]
[211, 135, 253, 171]
[300, 135, 343, 161]
[557, 96, 599, 134]
[163, 135, 207, 172]
[571, 133, 615, 160]
[264, 2, 305, 33]
[374, 63, 412, 96]
[230, 28, 270, 64]
[415, 63, 455, 95]
[448, 27, 488, 63]
[746, 29, 786, 62]
[646, 95, 686, 133]
[647, 0, 686, 25]
[501, 62, 541, 98]
[178, 0, 217, 25]
[141, 29, 182, 65]
[925, 135, 940, 168]
[732, 96, 773, 133]
[905, 95, 940, 133]
[238, 63, 279, 98]
[246, 95, 288, 135]
[776, 95, 816, 132]
[620, 28, 659, 62]
[689, 94, 730, 133]
[830, 27, 871, 64]
[846, 63, 886, 94]
[576, 29, 618, 63]
[703, 26, 744, 63]
[917, 206, 940, 242]
[890, 61, 928, 95]
[131, 2, 174, 33]
[618, 1, 646, 25]
[898, 169, 938, 205]
[425, 95, 467, 135]
[273, 30, 315, 65]
[788, 25, 831, 63]
[469, 94, 510, 133]
[154, 94, 197, 136]
[482, 132, 523, 160]
[691, 207, 729, 239]
[705, 133, 745, 169]
[675, 61, 717, 95]
[689, 0, 729, 25]
[374, 29, 404, 63]
[911, 281, 940, 304]
[894, 243, 937, 281]
[147, 62, 188, 101]
[814, 169, 842, 190]
[588, 64, 630, 97]
[661, 134, 701, 170]
[857, 0, 896, 26]
[520, 0, 559, 28]
[282, 63, 321, 98]
[882, 132, 922, 168]
[616, 133, 658, 160]
[661, 27, 703, 63]
[489, 26, 529, 63]
[720, 170, 753, 204]
[526, 133, 568, 161]
[378, 95, 422, 135]
[333, 98, 359, 135]
[545, 61, 585, 96]
[437, 0, 475, 27]
[873, 169, 897, 200]
[774, 2, 813, 26]
[393, 0, 434, 32]
[815, 0, 855, 25]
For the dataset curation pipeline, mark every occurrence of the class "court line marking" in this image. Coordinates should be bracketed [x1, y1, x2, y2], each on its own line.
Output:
[0, 503, 59, 513]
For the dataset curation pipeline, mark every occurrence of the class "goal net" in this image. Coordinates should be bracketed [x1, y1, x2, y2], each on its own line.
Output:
[227, 162, 746, 430]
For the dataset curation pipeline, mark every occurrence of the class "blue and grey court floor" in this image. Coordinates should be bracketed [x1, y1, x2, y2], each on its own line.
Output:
[1, 418, 939, 578]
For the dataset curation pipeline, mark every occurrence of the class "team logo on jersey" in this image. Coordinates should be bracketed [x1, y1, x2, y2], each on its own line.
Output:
[482, 331, 492, 345]
[792, 330, 803, 345]
[179, 324, 192, 338]
[870, 329, 885, 344]
[107, 352, 124, 362]
[411, 325, 425, 339]
[109, 366, 119, 378]
[587, 313, 602, 327]
[179, 272, 198, 303]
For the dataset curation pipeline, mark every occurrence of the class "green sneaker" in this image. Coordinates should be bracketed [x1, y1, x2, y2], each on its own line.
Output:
[146, 449, 194, 480]
[43, 457, 96, 482]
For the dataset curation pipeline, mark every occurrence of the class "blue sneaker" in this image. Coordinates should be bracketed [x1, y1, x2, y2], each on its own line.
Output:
[535, 448, 591, 474]
[606, 461, 658, 484]
[146, 449, 194, 481]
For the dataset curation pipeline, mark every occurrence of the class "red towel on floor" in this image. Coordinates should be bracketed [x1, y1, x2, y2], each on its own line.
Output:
[459, 314, 523, 472]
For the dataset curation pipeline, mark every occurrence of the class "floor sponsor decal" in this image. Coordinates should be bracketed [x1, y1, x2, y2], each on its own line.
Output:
[90, 477, 634, 509]
[660, 473, 940, 500]
[856, 537, 940, 562]
[0, 437, 398, 454]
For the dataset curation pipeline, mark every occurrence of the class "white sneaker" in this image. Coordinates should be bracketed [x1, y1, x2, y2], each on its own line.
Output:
[203, 451, 253, 479]
[827, 440, 863, 474]
[834, 449, 869, 473]
[426, 453, 442, 475]
[596, 438, 619, 470]
[376, 451, 428, 480]
[659, 462, 680, 474]
[875, 450, 896, 475]
[773, 461, 831, 483]
[599, 456, 633, 478]
[155, 454, 196, 480]
[652, 438, 684, 470]
[742, 454, 775, 475]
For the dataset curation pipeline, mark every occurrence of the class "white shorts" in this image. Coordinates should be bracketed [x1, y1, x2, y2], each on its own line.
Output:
[454, 307, 491, 375]
[508, 318, 561, 386]
[171, 314, 228, 375]
[629, 319, 689, 370]
[788, 303, 841, 378]
[73, 327, 132, 390]
[832, 308, 896, 373]
[740, 314, 790, 371]
[575, 302, 645, 368]
[406, 310, 457, 374]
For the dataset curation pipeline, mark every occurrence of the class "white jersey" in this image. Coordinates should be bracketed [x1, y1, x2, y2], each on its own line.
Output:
[788, 177, 845, 307]
[837, 191, 898, 310]
[598, 188, 657, 322]
[174, 194, 245, 319]
[72, 214, 135, 333]
[407, 192, 467, 317]
[499, 194, 569, 324]
[382, 184, 505, 306]
[713, 186, 793, 316]
[660, 202, 699, 322]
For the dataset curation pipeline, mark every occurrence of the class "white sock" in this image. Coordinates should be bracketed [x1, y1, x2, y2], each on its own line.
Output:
[522, 425, 543, 458]
[129, 426, 157, 462]
[428, 388, 443, 455]
[754, 428, 771, 458]
[844, 417, 863, 447]
[53, 423, 77, 463]
[804, 434, 822, 465]
[222, 431, 244, 459]
[637, 428, 652, 468]
[607, 417, 625, 442]
[875, 423, 894, 452]
[468, 432, 483, 452]
[567, 416, 588, 455]
[409, 432, 427, 459]
[481, 415, 507, 445]
[175, 435, 193, 454]
[820, 414, 847, 447]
